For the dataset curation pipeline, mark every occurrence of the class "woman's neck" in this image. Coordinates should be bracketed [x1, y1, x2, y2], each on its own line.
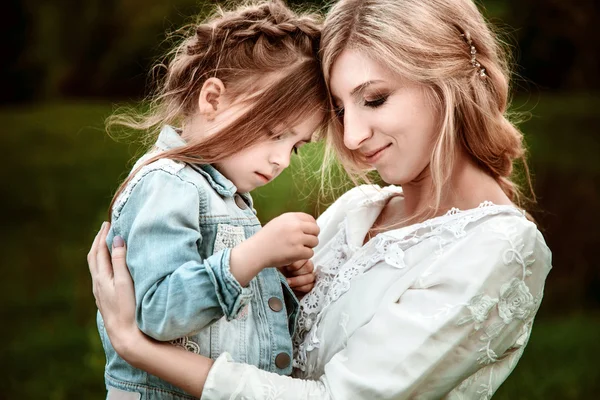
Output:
[401, 154, 512, 218]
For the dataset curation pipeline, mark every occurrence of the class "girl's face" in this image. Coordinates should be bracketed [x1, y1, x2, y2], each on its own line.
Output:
[214, 112, 322, 193]
[188, 77, 323, 193]
[329, 50, 439, 185]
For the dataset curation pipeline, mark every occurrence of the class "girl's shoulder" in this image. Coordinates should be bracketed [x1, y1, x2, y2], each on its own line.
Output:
[112, 156, 198, 220]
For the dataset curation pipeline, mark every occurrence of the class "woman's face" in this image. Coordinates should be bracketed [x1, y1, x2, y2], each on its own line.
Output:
[329, 49, 439, 185]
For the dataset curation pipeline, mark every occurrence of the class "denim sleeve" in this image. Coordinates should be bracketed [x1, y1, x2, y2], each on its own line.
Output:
[108, 168, 253, 341]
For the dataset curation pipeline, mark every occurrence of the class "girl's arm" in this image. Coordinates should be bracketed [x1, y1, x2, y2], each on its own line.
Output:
[111, 167, 317, 341]
[112, 169, 255, 341]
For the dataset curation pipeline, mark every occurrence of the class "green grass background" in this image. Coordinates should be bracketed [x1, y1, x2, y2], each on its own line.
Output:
[1, 94, 599, 398]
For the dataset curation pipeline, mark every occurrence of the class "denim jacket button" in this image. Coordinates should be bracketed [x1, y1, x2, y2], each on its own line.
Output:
[234, 194, 248, 210]
[268, 297, 283, 312]
[275, 352, 291, 369]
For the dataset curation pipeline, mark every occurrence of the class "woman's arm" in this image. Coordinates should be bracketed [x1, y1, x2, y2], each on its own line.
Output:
[89, 222, 213, 396]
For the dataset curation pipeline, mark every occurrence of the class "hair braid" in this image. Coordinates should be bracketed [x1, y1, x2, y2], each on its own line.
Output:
[107, 1, 328, 218]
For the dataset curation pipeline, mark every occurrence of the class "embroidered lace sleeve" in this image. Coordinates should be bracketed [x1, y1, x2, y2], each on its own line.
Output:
[201, 214, 551, 400]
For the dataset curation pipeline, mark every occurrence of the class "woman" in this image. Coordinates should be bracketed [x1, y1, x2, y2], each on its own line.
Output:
[88, 0, 551, 398]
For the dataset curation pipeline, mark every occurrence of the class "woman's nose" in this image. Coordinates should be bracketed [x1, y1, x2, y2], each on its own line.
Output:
[343, 112, 372, 150]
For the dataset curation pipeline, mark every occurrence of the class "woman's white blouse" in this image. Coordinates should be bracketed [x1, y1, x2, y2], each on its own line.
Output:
[202, 185, 552, 400]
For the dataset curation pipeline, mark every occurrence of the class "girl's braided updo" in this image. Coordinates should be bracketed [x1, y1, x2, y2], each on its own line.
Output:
[108, 1, 328, 216]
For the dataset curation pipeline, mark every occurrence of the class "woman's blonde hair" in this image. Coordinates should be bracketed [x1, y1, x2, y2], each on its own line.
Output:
[320, 0, 533, 220]
[108, 0, 328, 217]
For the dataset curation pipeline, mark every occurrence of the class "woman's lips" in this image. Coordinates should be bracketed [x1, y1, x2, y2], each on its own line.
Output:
[365, 144, 392, 163]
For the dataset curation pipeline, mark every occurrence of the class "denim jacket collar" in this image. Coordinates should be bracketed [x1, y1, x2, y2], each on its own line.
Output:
[155, 125, 239, 198]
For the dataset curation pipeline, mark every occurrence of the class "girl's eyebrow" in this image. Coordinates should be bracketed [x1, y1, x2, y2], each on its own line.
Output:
[288, 128, 311, 142]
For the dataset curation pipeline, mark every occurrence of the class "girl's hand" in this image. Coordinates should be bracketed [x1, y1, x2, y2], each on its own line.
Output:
[88, 222, 142, 358]
[253, 212, 320, 268]
[230, 212, 319, 286]
[281, 259, 316, 298]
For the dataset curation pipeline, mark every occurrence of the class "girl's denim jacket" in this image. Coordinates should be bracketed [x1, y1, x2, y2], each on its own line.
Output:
[97, 126, 299, 399]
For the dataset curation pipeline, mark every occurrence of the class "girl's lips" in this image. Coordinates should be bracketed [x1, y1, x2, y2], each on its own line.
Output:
[365, 144, 392, 163]
[255, 172, 271, 183]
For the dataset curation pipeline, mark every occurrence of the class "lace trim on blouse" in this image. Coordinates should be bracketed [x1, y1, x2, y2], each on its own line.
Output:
[292, 202, 525, 374]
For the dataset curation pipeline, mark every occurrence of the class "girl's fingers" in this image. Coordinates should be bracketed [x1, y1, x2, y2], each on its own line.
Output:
[302, 235, 319, 249]
[301, 222, 320, 236]
[287, 260, 314, 276]
[299, 247, 314, 261]
[292, 212, 316, 223]
[287, 259, 307, 272]
[293, 283, 315, 294]
[286, 272, 315, 288]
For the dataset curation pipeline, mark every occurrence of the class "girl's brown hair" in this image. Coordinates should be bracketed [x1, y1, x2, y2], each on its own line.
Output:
[320, 0, 533, 221]
[108, 0, 328, 217]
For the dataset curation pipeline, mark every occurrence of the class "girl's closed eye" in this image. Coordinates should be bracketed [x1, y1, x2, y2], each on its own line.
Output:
[293, 140, 309, 155]
[272, 131, 302, 154]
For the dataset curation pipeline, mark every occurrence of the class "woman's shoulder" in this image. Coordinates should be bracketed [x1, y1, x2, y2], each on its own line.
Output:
[315, 184, 401, 230]
[331, 184, 402, 211]
[380, 203, 551, 272]
[425, 206, 552, 284]
[464, 206, 549, 252]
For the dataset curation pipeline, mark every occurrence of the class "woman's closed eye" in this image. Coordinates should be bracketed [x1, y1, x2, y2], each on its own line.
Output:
[363, 95, 388, 108]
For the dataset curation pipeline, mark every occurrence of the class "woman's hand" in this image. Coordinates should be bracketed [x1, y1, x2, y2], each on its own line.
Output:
[88, 222, 144, 359]
[88, 223, 215, 396]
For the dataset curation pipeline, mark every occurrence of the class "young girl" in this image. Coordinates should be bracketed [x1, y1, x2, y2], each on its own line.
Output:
[97, 1, 328, 399]
[90, 0, 552, 398]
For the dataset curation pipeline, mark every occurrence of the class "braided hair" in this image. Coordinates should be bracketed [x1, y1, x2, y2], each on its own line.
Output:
[108, 0, 328, 216]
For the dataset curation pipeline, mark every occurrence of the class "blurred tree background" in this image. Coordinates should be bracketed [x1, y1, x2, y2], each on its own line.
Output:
[1, 0, 599, 398]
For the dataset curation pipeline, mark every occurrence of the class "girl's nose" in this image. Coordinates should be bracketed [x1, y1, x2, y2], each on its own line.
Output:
[270, 149, 291, 170]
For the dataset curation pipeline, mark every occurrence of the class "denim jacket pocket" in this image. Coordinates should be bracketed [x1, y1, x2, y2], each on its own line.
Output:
[213, 224, 246, 254]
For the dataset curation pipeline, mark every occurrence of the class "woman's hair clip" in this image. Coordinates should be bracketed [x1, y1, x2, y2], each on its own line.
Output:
[461, 33, 487, 78]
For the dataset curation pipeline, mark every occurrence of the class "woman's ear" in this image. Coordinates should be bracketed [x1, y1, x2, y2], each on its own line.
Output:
[198, 77, 226, 121]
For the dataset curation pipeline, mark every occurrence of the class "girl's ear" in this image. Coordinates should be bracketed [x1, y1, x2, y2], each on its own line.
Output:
[198, 77, 226, 121]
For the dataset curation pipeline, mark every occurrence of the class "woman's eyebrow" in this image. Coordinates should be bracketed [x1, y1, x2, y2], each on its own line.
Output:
[350, 80, 384, 96]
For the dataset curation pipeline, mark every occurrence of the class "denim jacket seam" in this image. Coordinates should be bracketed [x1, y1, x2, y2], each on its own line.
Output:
[177, 167, 210, 213]
[199, 216, 261, 224]
[202, 249, 248, 320]
[189, 164, 236, 197]
[211, 248, 253, 320]
[222, 251, 253, 303]
[112, 163, 207, 221]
